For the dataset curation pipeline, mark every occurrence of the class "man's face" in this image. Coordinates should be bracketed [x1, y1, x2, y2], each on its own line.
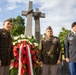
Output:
[72, 25, 76, 32]
[3, 21, 13, 31]
[46, 29, 53, 37]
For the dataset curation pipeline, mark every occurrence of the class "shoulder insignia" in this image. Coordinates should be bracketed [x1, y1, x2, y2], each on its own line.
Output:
[68, 32, 74, 41]
[52, 37, 58, 44]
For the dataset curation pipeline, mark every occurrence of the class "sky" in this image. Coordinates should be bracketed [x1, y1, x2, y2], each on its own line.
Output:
[0, 0, 76, 36]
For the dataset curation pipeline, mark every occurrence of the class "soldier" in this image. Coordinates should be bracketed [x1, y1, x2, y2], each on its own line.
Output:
[64, 22, 76, 75]
[0, 18, 14, 75]
[39, 26, 62, 75]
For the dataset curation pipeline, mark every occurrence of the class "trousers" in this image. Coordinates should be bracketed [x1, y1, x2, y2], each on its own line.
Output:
[42, 64, 58, 75]
[69, 62, 76, 75]
[0, 66, 9, 75]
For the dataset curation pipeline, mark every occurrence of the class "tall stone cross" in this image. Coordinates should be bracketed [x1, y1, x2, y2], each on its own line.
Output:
[22, 1, 33, 37]
[22, 1, 45, 43]
[34, 8, 45, 43]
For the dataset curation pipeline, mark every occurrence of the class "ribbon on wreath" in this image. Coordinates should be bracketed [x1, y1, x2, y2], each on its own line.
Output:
[18, 41, 34, 75]
[18, 44, 22, 75]
[26, 45, 34, 75]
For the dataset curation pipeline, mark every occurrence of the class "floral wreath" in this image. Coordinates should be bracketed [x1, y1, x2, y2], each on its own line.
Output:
[10, 34, 41, 75]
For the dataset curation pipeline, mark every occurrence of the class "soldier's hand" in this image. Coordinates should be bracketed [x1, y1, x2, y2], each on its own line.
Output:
[57, 60, 61, 64]
[66, 58, 70, 62]
[0, 60, 1, 66]
[47, 51, 50, 55]
[39, 61, 43, 67]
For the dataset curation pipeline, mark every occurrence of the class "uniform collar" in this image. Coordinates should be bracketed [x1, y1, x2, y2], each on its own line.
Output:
[72, 31, 76, 35]
[2, 28, 10, 33]
[45, 35, 53, 41]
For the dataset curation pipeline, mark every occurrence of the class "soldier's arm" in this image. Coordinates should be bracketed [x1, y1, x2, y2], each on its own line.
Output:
[57, 38, 62, 61]
[11, 43, 14, 59]
[10, 43, 14, 64]
[10, 35, 14, 60]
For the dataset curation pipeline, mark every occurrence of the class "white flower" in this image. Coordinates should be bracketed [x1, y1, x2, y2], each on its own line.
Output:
[27, 36, 31, 39]
[10, 65, 14, 70]
[34, 43, 38, 46]
[17, 40, 21, 43]
[21, 39, 26, 41]
[13, 36, 19, 40]
[28, 41, 32, 45]
[13, 42, 17, 45]
[20, 34, 25, 38]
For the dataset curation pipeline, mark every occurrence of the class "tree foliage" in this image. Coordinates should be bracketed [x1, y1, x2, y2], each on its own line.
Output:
[10, 16, 25, 36]
[58, 27, 71, 48]
[58, 27, 71, 58]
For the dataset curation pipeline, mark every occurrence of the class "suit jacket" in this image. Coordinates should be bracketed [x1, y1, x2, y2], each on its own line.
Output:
[0, 28, 14, 66]
[39, 36, 62, 65]
[65, 32, 76, 62]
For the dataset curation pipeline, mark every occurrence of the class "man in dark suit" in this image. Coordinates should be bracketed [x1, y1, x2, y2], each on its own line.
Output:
[0, 18, 14, 75]
[64, 22, 76, 75]
[39, 26, 62, 75]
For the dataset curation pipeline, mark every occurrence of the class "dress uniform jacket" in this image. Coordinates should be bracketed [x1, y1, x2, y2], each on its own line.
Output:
[39, 36, 62, 65]
[65, 32, 76, 62]
[0, 28, 14, 66]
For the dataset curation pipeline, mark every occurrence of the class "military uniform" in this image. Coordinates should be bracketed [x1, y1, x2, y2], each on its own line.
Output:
[65, 32, 76, 75]
[39, 36, 61, 64]
[65, 32, 76, 62]
[64, 21, 76, 75]
[39, 26, 62, 75]
[0, 28, 14, 66]
[0, 18, 14, 75]
[39, 35, 61, 75]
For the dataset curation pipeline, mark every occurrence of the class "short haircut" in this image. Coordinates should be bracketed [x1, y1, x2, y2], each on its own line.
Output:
[4, 18, 12, 23]
[46, 26, 52, 30]
[71, 22, 76, 28]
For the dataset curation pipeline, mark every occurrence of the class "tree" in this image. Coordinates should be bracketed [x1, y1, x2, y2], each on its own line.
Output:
[10, 16, 25, 36]
[58, 27, 71, 48]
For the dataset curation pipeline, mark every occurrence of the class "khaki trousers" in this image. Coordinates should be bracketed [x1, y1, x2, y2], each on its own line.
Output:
[42, 64, 58, 75]
[0, 66, 9, 75]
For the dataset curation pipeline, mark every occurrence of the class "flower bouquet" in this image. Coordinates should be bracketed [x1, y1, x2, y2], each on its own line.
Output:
[10, 34, 41, 75]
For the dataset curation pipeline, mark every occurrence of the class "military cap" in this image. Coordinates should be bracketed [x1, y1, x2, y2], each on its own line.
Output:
[71, 22, 76, 28]
[4, 18, 12, 22]
[46, 26, 52, 30]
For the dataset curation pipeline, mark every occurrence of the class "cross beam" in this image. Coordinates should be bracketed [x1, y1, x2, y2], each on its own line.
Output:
[22, 11, 45, 18]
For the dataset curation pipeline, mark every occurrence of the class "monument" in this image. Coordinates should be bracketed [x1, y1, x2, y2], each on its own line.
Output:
[22, 1, 45, 43]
